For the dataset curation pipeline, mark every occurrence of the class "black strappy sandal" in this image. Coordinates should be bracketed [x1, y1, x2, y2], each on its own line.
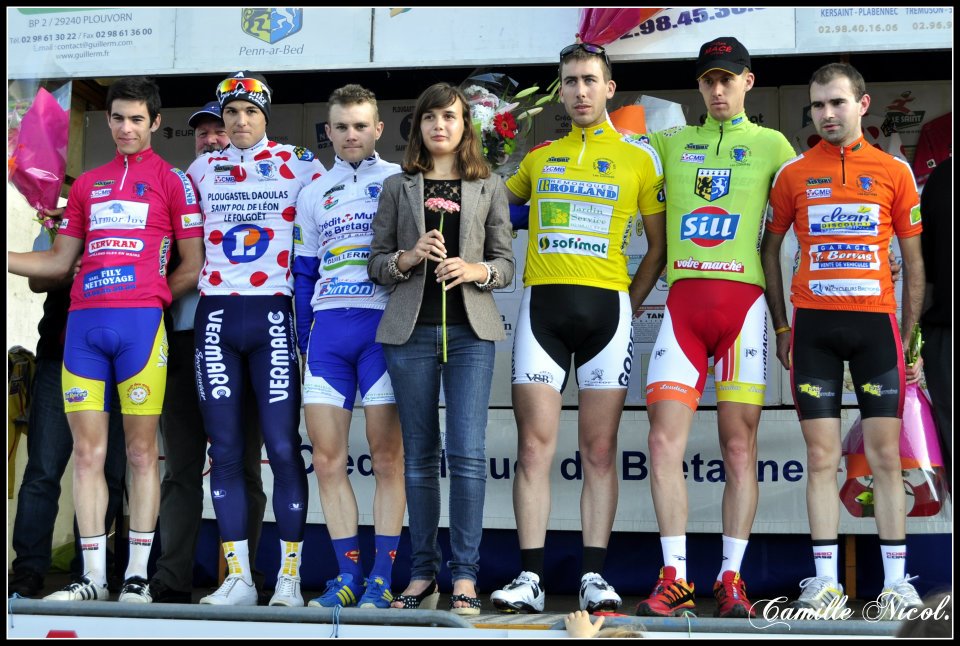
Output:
[449, 593, 482, 616]
[393, 580, 439, 609]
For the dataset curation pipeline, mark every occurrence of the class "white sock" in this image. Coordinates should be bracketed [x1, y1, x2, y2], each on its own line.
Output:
[124, 529, 155, 581]
[660, 535, 687, 580]
[80, 534, 108, 586]
[719, 535, 749, 581]
[812, 542, 839, 582]
[881, 542, 907, 588]
[223, 540, 253, 584]
[278, 540, 303, 579]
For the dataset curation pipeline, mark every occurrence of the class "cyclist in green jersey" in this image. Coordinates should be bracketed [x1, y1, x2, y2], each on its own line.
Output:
[637, 37, 795, 620]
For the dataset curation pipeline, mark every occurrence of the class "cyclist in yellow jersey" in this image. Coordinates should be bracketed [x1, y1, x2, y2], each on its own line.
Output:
[490, 43, 666, 615]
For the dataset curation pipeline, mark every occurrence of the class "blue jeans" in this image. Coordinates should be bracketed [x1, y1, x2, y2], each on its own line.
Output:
[12, 358, 126, 576]
[383, 324, 495, 585]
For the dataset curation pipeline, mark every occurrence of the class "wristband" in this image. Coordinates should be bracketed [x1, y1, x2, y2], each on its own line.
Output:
[775, 326, 792, 335]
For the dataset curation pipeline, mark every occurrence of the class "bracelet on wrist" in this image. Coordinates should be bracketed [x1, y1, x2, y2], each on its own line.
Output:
[775, 326, 792, 335]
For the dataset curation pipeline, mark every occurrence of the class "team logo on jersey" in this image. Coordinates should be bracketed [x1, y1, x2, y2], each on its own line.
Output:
[222, 223, 272, 263]
[806, 177, 831, 186]
[92, 180, 115, 188]
[214, 164, 235, 173]
[294, 146, 315, 161]
[808, 204, 879, 236]
[365, 182, 383, 199]
[857, 175, 874, 192]
[537, 233, 608, 258]
[127, 383, 151, 405]
[681, 153, 705, 163]
[293, 223, 303, 244]
[255, 160, 278, 180]
[181, 213, 203, 229]
[171, 168, 196, 204]
[809, 243, 880, 271]
[323, 244, 370, 270]
[547, 156, 570, 163]
[65, 387, 88, 403]
[729, 146, 750, 163]
[541, 165, 566, 175]
[158, 236, 170, 276]
[680, 206, 740, 248]
[88, 237, 145, 256]
[323, 184, 345, 198]
[90, 188, 112, 199]
[539, 200, 612, 234]
[535, 179, 618, 201]
[89, 201, 149, 230]
[685, 143, 709, 150]
[593, 158, 616, 176]
[215, 175, 237, 184]
[134, 182, 149, 197]
[910, 205, 922, 225]
[808, 278, 882, 297]
[806, 188, 832, 199]
[317, 278, 375, 298]
[695, 169, 731, 202]
[323, 195, 339, 210]
[731, 116, 745, 126]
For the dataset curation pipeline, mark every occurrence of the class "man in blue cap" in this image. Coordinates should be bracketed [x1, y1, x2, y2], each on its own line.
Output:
[189, 100, 229, 157]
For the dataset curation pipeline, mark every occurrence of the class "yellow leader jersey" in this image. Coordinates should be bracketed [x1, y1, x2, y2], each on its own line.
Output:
[506, 119, 664, 292]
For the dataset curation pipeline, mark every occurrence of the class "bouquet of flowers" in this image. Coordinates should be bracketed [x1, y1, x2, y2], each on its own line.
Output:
[8, 86, 70, 239]
[460, 71, 557, 176]
[840, 324, 949, 517]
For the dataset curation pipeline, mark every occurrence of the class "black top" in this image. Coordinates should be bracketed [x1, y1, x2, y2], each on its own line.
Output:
[417, 178, 467, 327]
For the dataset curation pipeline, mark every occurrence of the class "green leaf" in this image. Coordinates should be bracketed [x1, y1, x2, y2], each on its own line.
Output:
[514, 86, 539, 99]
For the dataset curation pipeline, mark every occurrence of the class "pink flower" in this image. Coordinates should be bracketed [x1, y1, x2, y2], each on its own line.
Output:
[424, 197, 460, 214]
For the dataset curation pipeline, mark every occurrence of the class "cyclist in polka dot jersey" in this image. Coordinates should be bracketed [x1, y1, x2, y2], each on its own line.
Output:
[185, 71, 325, 607]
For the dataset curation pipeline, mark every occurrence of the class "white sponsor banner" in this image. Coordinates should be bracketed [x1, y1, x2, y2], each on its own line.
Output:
[605, 8, 796, 59]
[174, 8, 370, 73]
[371, 7, 578, 68]
[7, 7, 174, 79]
[192, 408, 950, 534]
[795, 7, 953, 53]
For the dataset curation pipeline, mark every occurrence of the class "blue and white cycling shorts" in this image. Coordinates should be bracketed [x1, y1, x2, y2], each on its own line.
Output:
[304, 308, 395, 410]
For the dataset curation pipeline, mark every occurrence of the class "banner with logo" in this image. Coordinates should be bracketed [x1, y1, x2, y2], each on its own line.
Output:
[189, 407, 951, 534]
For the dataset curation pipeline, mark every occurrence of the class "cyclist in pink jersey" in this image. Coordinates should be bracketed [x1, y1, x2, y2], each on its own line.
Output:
[9, 77, 204, 603]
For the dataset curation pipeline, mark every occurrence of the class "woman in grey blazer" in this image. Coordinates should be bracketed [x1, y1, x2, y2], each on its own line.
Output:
[368, 83, 514, 615]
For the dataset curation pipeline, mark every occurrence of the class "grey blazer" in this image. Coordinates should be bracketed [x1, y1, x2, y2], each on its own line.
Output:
[368, 172, 515, 345]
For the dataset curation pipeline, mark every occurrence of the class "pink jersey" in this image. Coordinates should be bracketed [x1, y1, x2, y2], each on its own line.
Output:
[59, 148, 203, 311]
[187, 136, 325, 296]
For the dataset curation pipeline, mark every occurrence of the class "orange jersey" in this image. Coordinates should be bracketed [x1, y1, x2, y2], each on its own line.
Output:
[768, 136, 921, 314]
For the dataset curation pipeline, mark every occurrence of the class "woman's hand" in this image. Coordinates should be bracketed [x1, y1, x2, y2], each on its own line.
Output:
[399, 229, 446, 272]
[436, 257, 486, 290]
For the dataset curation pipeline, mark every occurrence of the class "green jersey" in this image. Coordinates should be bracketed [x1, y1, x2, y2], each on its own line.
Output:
[649, 112, 795, 288]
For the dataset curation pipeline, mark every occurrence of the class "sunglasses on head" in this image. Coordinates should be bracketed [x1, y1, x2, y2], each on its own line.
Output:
[560, 42, 610, 67]
[216, 77, 270, 99]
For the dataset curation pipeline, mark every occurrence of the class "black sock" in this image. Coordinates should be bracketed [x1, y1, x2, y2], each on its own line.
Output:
[582, 546, 607, 577]
[520, 548, 545, 578]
